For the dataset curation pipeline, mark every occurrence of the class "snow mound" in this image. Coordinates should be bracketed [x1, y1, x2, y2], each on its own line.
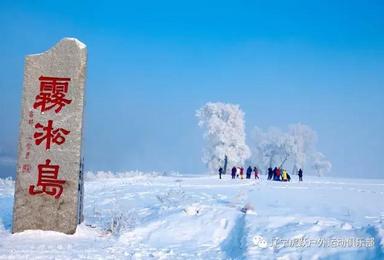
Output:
[183, 204, 202, 216]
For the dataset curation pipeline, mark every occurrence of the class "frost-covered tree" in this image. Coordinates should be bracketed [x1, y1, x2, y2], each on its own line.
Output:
[250, 123, 331, 176]
[196, 102, 251, 173]
[288, 123, 317, 170]
[251, 127, 295, 171]
[312, 152, 332, 176]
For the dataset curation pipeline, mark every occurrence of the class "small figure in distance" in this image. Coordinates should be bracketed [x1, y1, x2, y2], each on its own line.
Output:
[218, 167, 223, 179]
[253, 166, 259, 179]
[298, 168, 303, 182]
[231, 166, 237, 179]
[275, 167, 281, 181]
[240, 167, 244, 179]
[282, 169, 288, 182]
[246, 166, 252, 179]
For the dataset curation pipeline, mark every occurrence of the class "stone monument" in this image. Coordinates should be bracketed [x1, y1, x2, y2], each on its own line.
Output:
[12, 38, 87, 234]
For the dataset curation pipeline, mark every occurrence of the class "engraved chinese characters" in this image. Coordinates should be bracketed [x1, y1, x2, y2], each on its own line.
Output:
[13, 38, 87, 234]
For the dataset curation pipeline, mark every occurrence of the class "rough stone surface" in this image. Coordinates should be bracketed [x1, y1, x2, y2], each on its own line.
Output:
[12, 38, 87, 234]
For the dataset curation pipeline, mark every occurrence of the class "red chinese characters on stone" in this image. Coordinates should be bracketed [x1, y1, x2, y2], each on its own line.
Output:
[33, 76, 72, 113]
[29, 159, 66, 199]
[34, 120, 70, 150]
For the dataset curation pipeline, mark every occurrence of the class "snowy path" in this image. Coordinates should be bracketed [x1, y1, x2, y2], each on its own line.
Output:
[0, 174, 383, 259]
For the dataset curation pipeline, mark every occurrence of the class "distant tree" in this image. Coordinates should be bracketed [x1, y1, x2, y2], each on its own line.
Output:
[196, 102, 251, 173]
[288, 123, 317, 170]
[312, 152, 332, 176]
[251, 127, 295, 171]
[250, 123, 331, 176]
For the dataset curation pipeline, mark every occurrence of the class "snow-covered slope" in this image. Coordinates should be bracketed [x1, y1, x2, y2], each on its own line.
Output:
[1, 174, 383, 259]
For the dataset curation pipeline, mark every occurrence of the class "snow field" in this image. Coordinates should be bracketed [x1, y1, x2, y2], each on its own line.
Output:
[0, 174, 383, 259]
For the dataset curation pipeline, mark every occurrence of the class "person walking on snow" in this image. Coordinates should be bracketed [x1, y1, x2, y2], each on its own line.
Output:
[231, 167, 236, 179]
[253, 167, 259, 179]
[298, 168, 303, 182]
[246, 166, 252, 179]
[268, 167, 273, 180]
[240, 167, 244, 179]
[218, 167, 223, 179]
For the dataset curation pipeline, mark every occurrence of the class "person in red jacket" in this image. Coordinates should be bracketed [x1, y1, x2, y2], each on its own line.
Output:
[240, 167, 244, 179]
[253, 167, 259, 179]
[275, 167, 281, 181]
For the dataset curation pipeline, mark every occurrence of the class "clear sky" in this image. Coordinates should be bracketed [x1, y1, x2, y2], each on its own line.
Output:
[0, 0, 383, 178]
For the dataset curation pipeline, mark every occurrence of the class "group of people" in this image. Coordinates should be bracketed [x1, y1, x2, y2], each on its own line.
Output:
[218, 166, 304, 182]
[217, 166, 259, 180]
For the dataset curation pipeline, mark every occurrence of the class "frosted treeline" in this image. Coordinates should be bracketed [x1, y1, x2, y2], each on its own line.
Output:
[197, 102, 331, 175]
[0, 177, 13, 186]
[85, 170, 181, 180]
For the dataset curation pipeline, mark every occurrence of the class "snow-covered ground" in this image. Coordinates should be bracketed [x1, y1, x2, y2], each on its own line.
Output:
[1, 173, 384, 259]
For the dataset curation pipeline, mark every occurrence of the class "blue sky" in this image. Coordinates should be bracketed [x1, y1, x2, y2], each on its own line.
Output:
[0, 0, 383, 178]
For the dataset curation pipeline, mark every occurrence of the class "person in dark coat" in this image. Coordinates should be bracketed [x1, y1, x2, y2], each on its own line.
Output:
[246, 166, 252, 179]
[287, 173, 291, 182]
[268, 167, 273, 180]
[298, 168, 303, 182]
[253, 167, 259, 179]
[231, 166, 237, 179]
[218, 167, 223, 179]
